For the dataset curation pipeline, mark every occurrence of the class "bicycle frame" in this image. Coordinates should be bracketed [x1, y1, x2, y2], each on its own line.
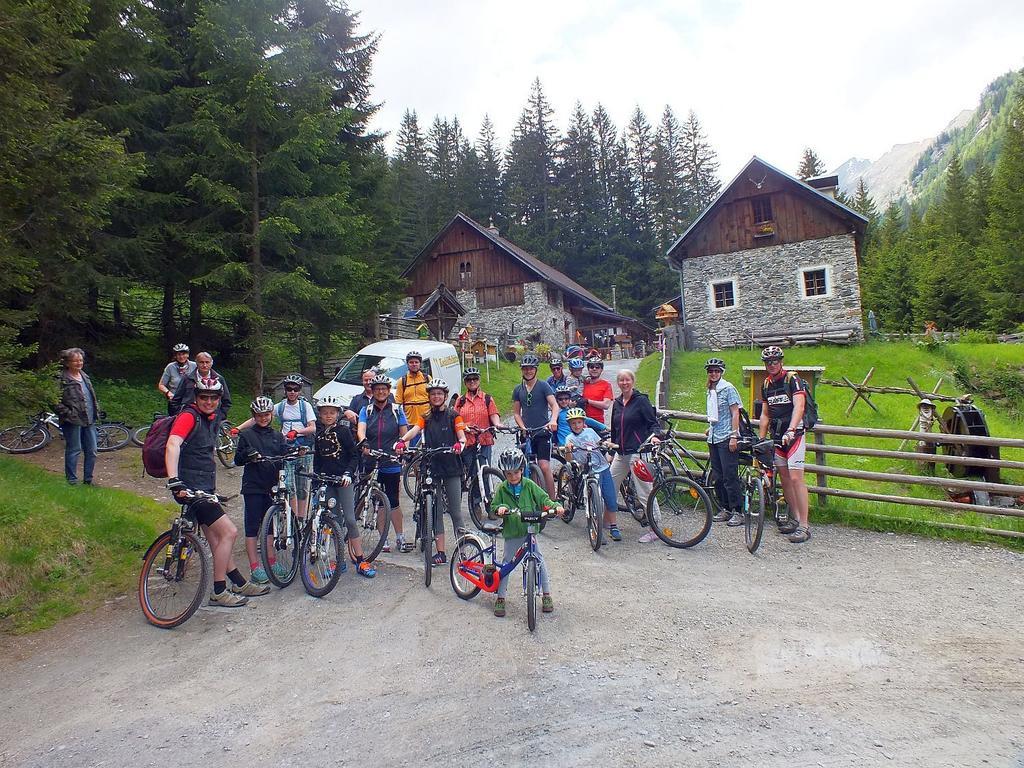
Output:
[453, 517, 546, 594]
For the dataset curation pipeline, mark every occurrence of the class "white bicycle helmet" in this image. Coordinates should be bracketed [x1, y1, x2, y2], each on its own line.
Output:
[406, 350, 423, 361]
[282, 373, 304, 386]
[426, 377, 449, 393]
[194, 375, 223, 395]
[704, 357, 726, 371]
[317, 393, 344, 409]
[554, 385, 575, 398]
[463, 367, 481, 379]
[760, 346, 784, 361]
[171, 343, 189, 353]
[369, 373, 392, 388]
[497, 448, 526, 472]
[250, 396, 274, 413]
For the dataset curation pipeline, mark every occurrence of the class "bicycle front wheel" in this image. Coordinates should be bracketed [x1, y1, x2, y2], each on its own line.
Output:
[96, 423, 130, 451]
[260, 504, 300, 587]
[401, 455, 421, 500]
[138, 529, 211, 629]
[526, 557, 538, 632]
[0, 424, 50, 454]
[216, 422, 236, 467]
[422, 495, 433, 587]
[648, 476, 713, 548]
[356, 487, 390, 562]
[450, 536, 484, 600]
[300, 514, 344, 598]
[586, 478, 604, 552]
[746, 474, 766, 554]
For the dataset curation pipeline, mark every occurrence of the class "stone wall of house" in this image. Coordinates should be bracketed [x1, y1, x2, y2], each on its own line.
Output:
[396, 282, 573, 348]
[681, 233, 864, 349]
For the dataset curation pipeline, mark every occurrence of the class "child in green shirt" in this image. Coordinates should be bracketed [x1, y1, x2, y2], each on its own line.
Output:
[490, 448, 563, 617]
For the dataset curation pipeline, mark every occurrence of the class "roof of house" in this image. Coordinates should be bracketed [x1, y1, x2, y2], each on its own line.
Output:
[402, 212, 613, 313]
[665, 156, 868, 264]
[414, 282, 467, 318]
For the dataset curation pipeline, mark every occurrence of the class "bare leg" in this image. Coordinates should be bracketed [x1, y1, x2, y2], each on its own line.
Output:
[539, 458, 556, 499]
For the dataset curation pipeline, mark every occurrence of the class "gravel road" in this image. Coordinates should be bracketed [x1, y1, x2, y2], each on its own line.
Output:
[3, 360, 1023, 767]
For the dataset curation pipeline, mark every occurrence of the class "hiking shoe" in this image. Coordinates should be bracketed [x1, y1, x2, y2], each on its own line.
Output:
[788, 526, 811, 544]
[270, 562, 290, 580]
[250, 567, 270, 584]
[713, 509, 731, 522]
[494, 597, 506, 617]
[542, 594, 554, 613]
[231, 580, 270, 597]
[607, 525, 622, 542]
[726, 512, 744, 527]
[777, 519, 799, 535]
[398, 537, 415, 553]
[357, 561, 377, 578]
[638, 530, 660, 543]
[209, 589, 248, 607]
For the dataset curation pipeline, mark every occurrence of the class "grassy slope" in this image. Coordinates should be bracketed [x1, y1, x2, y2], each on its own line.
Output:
[0, 455, 171, 633]
[635, 353, 661, 400]
[666, 341, 1024, 544]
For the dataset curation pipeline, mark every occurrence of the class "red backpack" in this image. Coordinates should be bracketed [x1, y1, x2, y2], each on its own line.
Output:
[142, 414, 201, 478]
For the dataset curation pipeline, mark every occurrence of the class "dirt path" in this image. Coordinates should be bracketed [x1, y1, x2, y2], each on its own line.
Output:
[4, 387, 1023, 766]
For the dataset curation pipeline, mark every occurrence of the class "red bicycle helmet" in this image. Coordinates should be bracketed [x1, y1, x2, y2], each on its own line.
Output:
[631, 458, 654, 483]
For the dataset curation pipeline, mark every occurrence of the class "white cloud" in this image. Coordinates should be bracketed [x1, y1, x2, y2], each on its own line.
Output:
[358, 0, 1024, 177]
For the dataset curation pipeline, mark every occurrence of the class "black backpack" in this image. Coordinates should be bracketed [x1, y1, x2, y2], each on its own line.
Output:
[762, 372, 819, 429]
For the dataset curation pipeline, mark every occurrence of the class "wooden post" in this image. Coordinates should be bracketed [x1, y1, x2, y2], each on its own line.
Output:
[843, 367, 877, 415]
[812, 428, 827, 506]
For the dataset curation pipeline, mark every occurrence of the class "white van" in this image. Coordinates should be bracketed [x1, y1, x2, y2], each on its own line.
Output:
[313, 340, 462, 407]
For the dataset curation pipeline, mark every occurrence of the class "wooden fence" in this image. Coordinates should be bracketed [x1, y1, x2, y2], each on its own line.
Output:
[657, 407, 1024, 540]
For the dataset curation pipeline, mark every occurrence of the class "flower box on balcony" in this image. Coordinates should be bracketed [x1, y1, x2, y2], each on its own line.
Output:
[753, 221, 776, 238]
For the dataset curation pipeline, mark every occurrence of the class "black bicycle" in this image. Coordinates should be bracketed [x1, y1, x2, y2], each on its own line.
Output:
[405, 445, 457, 587]
[138, 489, 218, 628]
[353, 446, 394, 562]
[636, 436, 714, 548]
[735, 438, 776, 554]
[556, 442, 610, 551]
[0, 410, 131, 454]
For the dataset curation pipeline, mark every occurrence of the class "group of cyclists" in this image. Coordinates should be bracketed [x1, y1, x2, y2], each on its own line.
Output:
[156, 342, 813, 613]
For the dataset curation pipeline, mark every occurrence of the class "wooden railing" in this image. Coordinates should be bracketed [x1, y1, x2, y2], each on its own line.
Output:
[657, 408, 1024, 539]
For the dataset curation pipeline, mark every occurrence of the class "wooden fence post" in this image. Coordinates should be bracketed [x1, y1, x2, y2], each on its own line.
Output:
[812, 428, 827, 506]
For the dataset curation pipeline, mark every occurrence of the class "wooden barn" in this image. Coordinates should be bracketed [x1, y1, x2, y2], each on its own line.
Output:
[397, 213, 651, 352]
[661, 156, 868, 349]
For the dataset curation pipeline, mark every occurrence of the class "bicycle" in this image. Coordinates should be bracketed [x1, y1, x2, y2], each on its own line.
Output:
[450, 507, 558, 631]
[735, 437, 776, 554]
[296, 469, 347, 597]
[463, 425, 514, 531]
[216, 420, 238, 467]
[138, 489, 218, 628]
[556, 442, 611, 551]
[635, 436, 714, 548]
[257, 450, 306, 588]
[0, 410, 130, 454]
[405, 445, 457, 588]
[353, 446, 395, 562]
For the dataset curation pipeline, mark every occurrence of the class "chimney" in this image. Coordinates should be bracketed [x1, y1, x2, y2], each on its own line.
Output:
[487, 218, 499, 236]
[806, 174, 839, 199]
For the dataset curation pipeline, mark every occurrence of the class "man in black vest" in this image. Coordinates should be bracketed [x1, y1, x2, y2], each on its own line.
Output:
[166, 375, 268, 606]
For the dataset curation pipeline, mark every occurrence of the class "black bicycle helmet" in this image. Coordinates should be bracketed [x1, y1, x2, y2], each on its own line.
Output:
[704, 357, 726, 371]
[497, 448, 526, 473]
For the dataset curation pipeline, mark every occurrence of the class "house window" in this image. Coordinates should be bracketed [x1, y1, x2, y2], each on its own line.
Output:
[711, 279, 736, 310]
[751, 196, 773, 224]
[459, 261, 472, 283]
[800, 266, 830, 298]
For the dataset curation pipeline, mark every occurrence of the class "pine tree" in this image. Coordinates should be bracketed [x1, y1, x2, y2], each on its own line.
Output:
[390, 109, 432, 260]
[591, 104, 620, 226]
[680, 110, 720, 220]
[474, 115, 505, 228]
[797, 148, 825, 180]
[650, 106, 686, 251]
[555, 102, 603, 277]
[426, 116, 467, 229]
[624, 107, 655, 235]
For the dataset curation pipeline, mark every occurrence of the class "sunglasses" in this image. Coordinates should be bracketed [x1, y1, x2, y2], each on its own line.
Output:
[465, 377, 480, 382]
[587, 364, 601, 370]
[764, 359, 782, 365]
[284, 386, 301, 392]
[196, 394, 221, 402]
[526, 392, 533, 407]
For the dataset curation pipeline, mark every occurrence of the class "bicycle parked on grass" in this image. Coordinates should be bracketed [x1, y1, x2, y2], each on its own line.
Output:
[633, 435, 714, 548]
[138, 488, 219, 628]
[353, 446, 395, 562]
[556, 442, 611, 551]
[450, 507, 557, 632]
[405, 445, 457, 588]
[0, 411, 130, 454]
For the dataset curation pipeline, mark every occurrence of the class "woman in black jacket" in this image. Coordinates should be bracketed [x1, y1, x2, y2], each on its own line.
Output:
[55, 347, 101, 485]
[235, 397, 291, 584]
[609, 369, 663, 543]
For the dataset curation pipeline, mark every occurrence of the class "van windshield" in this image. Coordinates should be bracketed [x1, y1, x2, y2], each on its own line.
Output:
[332, 354, 432, 385]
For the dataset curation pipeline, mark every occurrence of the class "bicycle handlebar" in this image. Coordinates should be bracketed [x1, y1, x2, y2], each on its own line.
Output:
[179, 489, 230, 504]
[298, 470, 350, 485]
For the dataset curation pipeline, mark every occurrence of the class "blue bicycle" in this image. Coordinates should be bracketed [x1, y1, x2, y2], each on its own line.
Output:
[449, 506, 557, 632]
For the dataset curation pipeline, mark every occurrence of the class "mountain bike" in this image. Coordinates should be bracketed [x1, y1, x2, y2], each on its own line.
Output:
[0, 411, 131, 454]
[296, 470, 347, 597]
[463, 425, 511, 531]
[405, 445, 457, 588]
[138, 489, 218, 628]
[450, 507, 557, 632]
[556, 442, 610, 551]
[257, 450, 305, 588]
[634, 436, 714, 548]
[353, 446, 395, 562]
[735, 437, 775, 554]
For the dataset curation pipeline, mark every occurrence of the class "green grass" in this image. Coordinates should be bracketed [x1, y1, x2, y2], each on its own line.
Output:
[665, 341, 1024, 543]
[635, 352, 661, 400]
[472, 357, 531, 416]
[0, 455, 172, 634]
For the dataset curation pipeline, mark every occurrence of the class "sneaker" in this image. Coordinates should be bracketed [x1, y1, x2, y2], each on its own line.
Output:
[231, 580, 270, 597]
[542, 594, 554, 613]
[250, 567, 270, 584]
[778, 519, 799, 535]
[713, 509, 731, 522]
[337, 558, 348, 573]
[209, 589, 248, 607]
[382, 540, 392, 553]
[270, 562, 290, 580]
[638, 530, 660, 543]
[726, 512, 743, 527]
[398, 538, 415, 553]
[788, 526, 811, 544]
[431, 551, 447, 566]
[357, 561, 377, 578]
[494, 597, 506, 617]
[607, 525, 622, 542]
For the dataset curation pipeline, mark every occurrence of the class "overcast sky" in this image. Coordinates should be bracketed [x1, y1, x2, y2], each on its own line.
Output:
[355, 0, 1024, 180]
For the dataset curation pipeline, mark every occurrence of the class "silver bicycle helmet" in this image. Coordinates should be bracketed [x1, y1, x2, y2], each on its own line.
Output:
[282, 373, 304, 385]
[463, 367, 481, 379]
[316, 393, 345, 409]
[171, 343, 189, 353]
[760, 345, 784, 361]
[549, 356, 563, 366]
[369, 373, 392, 388]
[704, 357, 726, 371]
[426, 377, 449, 393]
[250, 396, 274, 413]
[554, 385, 575, 398]
[520, 354, 540, 368]
[497, 448, 526, 473]
[406, 350, 423, 361]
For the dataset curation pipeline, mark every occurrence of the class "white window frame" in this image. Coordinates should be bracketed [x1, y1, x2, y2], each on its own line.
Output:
[798, 265, 832, 300]
[708, 277, 738, 311]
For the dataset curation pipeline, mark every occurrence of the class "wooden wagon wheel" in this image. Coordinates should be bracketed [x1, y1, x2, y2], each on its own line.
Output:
[939, 404, 1000, 483]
